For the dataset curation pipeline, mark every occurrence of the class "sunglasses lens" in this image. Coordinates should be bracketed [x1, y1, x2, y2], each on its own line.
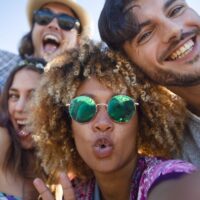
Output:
[33, 9, 79, 31]
[108, 95, 135, 122]
[69, 96, 96, 123]
[34, 10, 53, 25]
[58, 14, 77, 30]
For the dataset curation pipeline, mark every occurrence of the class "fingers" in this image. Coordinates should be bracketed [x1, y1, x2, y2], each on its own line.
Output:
[33, 178, 55, 200]
[55, 184, 63, 200]
[33, 173, 76, 200]
[59, 172, 76, 200]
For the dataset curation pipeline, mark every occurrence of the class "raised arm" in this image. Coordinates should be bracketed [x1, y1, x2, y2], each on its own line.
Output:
[148, 171, 200, 200]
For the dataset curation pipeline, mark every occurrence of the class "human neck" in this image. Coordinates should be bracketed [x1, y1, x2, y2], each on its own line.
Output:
[94, 155, 137, 200]
[167, 84, 200, 117]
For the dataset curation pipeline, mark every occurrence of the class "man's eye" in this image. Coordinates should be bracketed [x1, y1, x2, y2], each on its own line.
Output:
[169, 5, 185, 17]
[138, 31, 152, 44]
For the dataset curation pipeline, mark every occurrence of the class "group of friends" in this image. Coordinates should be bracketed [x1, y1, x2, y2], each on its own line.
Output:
[0, 0, 200, 200]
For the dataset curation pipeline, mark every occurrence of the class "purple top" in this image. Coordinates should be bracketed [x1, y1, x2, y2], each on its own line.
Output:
[73, 156, 197, 200]
[0, 192, 21, 200]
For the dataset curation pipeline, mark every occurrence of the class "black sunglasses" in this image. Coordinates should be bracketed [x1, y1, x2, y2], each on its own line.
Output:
[33, 9, 81, 31]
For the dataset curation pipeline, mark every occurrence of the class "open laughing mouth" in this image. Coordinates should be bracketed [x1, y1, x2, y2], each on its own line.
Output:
[16, 120, 30, 137]
[43, 34, 61, 54]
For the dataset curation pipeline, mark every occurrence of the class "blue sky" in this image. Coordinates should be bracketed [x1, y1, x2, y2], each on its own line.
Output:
[0, 0, 199, 53]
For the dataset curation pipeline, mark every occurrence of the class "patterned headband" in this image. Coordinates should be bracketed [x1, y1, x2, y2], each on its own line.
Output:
[18, 59, 45, 70]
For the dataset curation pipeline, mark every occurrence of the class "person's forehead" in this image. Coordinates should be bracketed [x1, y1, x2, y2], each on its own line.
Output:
[76, 77, 113, 96]
[41, 2, 76, 17]
[11, 69, 40, 88]
[126, 0, 185, 23]
[126, 0, 183, 12]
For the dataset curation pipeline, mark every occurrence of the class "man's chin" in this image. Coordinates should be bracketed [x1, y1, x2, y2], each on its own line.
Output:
[163, 77, 200, 87]
[152, 69, 200, 87]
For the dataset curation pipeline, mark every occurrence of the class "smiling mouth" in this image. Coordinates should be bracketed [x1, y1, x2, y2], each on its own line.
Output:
[166, 37, 196, 61]
[43, 34, 60, 54]
[16, 120, 30, 137]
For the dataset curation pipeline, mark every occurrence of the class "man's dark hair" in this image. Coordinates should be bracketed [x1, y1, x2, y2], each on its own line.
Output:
[98, 0, 140, 50]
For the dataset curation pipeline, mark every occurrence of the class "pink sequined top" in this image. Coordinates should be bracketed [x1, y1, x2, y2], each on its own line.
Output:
[73, 156, 197, 200]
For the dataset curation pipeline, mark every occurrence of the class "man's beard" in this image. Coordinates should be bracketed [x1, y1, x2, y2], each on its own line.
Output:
[151, 67, 200, 87]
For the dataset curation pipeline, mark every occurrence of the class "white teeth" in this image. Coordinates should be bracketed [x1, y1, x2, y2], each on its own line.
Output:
[44, 34, 59, 43]
[170, 39, 194, 60]
[17, 120, 27, 125]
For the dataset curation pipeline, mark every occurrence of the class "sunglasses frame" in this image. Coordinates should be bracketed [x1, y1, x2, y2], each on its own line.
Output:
[33, 9, 81, 31]
[66, 95, 139, 124]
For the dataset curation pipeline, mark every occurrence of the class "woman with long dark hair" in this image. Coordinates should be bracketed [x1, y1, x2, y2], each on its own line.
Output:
[0, 58, 45, 200]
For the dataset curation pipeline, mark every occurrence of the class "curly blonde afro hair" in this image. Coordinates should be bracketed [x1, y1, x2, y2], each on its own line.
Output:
[31, 41, 186, 183]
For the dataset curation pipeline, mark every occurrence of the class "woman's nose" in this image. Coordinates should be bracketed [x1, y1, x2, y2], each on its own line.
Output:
[15, 98, 27, 113]
[92, 107, 114, 132]
[47, 17, 60, 31]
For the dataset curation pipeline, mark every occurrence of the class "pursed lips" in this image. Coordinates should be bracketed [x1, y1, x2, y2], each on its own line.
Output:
[93, 135, 114, 159]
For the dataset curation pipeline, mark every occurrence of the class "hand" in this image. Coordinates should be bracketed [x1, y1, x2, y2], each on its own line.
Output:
[33, 172, 76, 200]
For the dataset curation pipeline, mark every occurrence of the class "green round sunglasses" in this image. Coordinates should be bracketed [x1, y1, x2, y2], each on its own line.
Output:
[66, 95, 139, 123]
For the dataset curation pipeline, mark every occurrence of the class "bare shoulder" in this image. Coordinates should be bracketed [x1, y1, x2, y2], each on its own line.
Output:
[148, 171, 200, 200]
[0, 126, 8, 133]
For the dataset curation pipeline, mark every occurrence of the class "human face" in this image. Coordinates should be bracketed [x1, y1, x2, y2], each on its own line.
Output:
[71, 77, 138, 175]
[32, 3, 79, 62]
[8, 69, 41, 149]
[123, 0, 200, 87]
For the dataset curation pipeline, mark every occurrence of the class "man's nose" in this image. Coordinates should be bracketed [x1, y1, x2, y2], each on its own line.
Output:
[161, 19, 183, 44]
[92, 108, 114, 133]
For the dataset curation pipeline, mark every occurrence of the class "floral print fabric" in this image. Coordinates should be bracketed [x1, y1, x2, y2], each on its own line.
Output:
[73, 156, 197, 200]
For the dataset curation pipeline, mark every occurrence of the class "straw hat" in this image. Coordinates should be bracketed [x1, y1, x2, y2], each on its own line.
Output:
[27, 0, 93, 38]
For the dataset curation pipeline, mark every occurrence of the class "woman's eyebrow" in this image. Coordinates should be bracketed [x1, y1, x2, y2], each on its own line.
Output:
[9, 88, 18, 92]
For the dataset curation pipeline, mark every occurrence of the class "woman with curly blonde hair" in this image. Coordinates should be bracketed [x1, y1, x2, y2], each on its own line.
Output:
[31, 42, 198, 200]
